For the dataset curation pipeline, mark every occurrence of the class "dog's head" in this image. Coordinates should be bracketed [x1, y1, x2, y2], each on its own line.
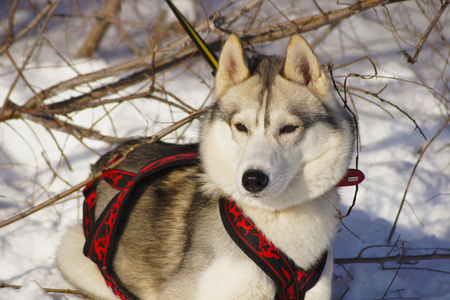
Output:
[200, 34, 355, 210]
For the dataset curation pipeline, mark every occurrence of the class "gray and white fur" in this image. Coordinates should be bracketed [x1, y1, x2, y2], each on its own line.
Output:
[57, 34, 355, 300]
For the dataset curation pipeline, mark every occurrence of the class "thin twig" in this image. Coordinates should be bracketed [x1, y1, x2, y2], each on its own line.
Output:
[403, 0, 449, 64]
[382, 260, 402, 298]
[5, 0, 19, 46]
[0, 0, 62, 55]
[327, 65, 363, 217]
[0, 283, 84, 295]
[387, 118, 450, 244]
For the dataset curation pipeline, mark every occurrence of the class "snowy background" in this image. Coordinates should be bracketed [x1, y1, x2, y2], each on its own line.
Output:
[0, 0, 449, 299]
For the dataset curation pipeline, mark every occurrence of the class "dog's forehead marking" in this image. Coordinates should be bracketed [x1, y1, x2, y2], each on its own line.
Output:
[260, 89, 269, 129]
[249, 57, 284, 129]
[213, 55, 338, 129]
[249, 56, 320, 130]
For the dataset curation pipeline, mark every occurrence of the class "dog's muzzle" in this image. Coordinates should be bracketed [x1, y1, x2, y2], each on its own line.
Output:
[242, 170, 269, 193]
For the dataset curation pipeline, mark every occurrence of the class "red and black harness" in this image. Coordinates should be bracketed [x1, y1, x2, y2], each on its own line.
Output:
[82, 152, 364, 300]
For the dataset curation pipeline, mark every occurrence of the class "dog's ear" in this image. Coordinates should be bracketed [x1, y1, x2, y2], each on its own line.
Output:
[283, 35, 329, 97]
[215, 34, 250, 97]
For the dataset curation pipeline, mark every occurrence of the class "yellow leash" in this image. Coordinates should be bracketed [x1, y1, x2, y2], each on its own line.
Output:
[165, 0, 219, 74]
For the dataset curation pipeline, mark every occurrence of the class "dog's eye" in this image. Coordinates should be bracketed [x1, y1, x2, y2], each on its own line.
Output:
[280, 125, 298, 134]
[235, 123, 248, 133]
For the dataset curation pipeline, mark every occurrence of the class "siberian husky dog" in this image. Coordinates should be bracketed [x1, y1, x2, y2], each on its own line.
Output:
[57, 34, 355, 299]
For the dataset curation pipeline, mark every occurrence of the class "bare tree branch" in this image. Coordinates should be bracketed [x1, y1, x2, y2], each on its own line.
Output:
[75, 0, 123, 58]
[403, 0, 449, 64]
[0, 0, 409, 138]
[0, 0, 62, 55]
[0, 283, 84, 295]
[23, 114, 125, 144]
[235, 0, 398, 44]
[335, 252, 450, 265]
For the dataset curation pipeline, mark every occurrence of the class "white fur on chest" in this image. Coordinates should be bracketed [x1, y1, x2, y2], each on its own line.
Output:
[196, 255, 276, 300]
[238, 190, 339, 268]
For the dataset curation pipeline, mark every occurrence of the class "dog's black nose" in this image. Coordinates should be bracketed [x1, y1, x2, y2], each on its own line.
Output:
[242, 170, 269, 193]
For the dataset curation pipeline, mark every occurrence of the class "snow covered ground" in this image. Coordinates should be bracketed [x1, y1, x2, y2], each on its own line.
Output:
[0, 0, 449, 299]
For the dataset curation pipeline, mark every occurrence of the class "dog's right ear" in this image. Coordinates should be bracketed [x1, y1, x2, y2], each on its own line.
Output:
[215, 34, 250, 97]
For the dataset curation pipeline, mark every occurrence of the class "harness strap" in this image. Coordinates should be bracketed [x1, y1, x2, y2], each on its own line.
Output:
[83, 154, 132, 238]
[220, 198, 327, 300]
[82, 152, 200, 300]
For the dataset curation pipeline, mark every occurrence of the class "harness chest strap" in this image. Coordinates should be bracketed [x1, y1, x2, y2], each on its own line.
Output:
[220, 198, 327, 300]
[82, 152, 364, 300]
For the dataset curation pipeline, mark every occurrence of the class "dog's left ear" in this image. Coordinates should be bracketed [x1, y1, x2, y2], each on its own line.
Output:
[215, 34, 250, 97]
[284, 35, 329, 97]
